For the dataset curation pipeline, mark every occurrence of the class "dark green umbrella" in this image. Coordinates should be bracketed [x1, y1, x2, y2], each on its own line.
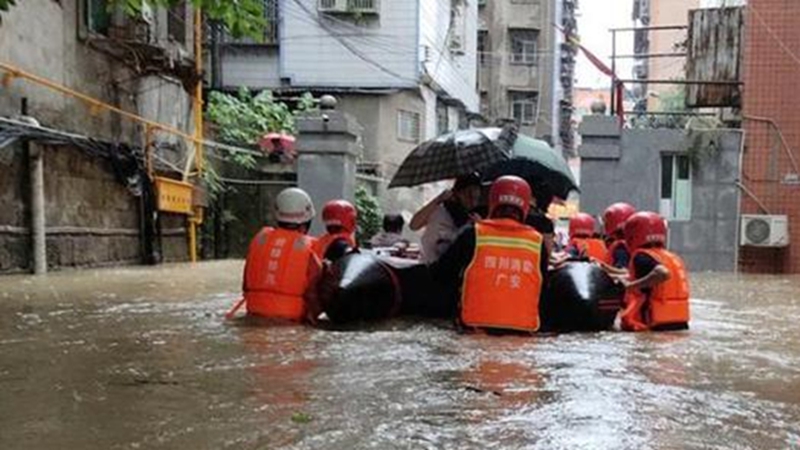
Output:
[389, 126, 516, 188]
[483, 134, 579, 200]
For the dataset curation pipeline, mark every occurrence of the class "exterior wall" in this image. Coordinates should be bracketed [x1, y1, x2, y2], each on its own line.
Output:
[579, 115, 742, 272]
[0, 0, 196, 139]
[646, 0, 699, 110]
[0, 144, 188, 273]
[477, 0, 556, 140]
[0, 0, 195, 272]
[280, 0, 418, 88]
[420, 0, 479, 112]
[740, 0, 800, 273]
[377, 90, 427, 171]
[219, 46, 282, 89]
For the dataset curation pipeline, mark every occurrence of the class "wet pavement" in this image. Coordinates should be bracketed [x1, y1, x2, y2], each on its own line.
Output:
[1, 260, 800, 449]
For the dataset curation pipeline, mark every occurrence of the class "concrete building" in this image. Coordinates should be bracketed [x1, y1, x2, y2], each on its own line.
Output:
[631, 0, 698, 112]
[738, 0, 800, 273]
[213, 0, 479, 214]
[476, 0, 576, 154]
[0, 0, 200, 273]
[579, 114, 743, 272]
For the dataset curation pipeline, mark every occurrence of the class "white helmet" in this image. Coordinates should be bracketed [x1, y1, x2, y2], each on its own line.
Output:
[275, 188, 315, 224]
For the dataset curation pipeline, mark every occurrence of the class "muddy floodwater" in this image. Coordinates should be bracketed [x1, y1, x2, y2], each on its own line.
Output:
[1, 261, 800, 449]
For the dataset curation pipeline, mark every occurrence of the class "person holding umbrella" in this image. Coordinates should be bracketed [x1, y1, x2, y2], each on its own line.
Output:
[389, 126, 517, 263]
[410, 173, 483, 263]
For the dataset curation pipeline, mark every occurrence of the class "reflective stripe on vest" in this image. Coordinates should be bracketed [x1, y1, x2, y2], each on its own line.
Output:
[633, 248, 690, 327]
[461, 219, 543, 332]
[570, 237, 607, 260]
[312, 232, 356, 259]
[243, 227, 319, 320]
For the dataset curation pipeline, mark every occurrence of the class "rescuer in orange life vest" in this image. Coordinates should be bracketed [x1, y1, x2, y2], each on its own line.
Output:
[618, 211, 690, 332]
[313, 200, 358, 262]
[565, 212, 607, 260]
[430, 176, 548, 333]
[228, 187, 323, 323]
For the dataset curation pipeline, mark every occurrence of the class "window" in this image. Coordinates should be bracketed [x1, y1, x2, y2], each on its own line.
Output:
[226, 0, 279, 44]
[660, 154, 692, 220]
[168, 1, 187, 45]
[509, 91, 538, 125]
[509, 29, 538, 65]
[436, 102, 449, 136]
[83, 0, 112, 36]
[477, 30, 489, 66]
[397, 110, 421, 143]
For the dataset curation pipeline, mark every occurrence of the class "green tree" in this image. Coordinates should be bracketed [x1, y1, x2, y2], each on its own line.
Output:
[355, 186, 382, 246]
[1, 0, 268, 40]
[206, 88, 316, 148]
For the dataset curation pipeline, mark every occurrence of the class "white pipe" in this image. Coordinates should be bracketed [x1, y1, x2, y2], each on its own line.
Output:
[29, 143, 46, 275]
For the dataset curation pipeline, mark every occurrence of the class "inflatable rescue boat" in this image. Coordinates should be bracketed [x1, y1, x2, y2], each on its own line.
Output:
[317, 251, 624, 331]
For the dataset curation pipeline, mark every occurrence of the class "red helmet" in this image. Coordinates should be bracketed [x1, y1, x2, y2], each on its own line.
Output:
[603, 202, 636, 236]
[569, 212, 596, 238]
[322, 200, 357, 233]
[624, 211, 667, 251]
[489, 176, 532, 219]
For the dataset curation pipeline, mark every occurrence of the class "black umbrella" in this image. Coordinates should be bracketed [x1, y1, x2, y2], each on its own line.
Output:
[388, 126, 516, 188]
[483, 134, 579, 201]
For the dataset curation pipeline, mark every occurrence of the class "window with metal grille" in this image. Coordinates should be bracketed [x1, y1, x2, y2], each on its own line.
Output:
[509, 29, 538, 65]
[478, 30, 489, 66]
[660, 154, 692, 220]
[509, 91, 538, 125]
[226, 0, 278, 44]
[397, 110, 421, 143]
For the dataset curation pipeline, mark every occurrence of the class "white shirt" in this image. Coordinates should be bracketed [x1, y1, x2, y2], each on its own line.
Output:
[420, 204, 461, 264]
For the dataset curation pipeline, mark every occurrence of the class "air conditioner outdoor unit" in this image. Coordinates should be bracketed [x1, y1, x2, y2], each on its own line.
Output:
[740, 214, 789, 247]
[319, 0, 379, 14]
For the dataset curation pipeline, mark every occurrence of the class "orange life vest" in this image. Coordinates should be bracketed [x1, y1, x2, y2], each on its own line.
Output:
[569, 237, 607, 261]
[621, 247, 690, 331]
[243, 227, 320, 320]
[312, 232, 356, 260]
[605, 239, 629, 267]
[461, 219, 544, 332]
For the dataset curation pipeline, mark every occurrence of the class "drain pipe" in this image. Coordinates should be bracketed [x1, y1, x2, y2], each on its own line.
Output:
[21, 99, 46, 274]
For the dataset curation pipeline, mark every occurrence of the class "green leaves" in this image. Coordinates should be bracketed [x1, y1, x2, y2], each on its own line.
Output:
[1, 0, 266, 40]
[205, 88, 309, 147]
[355, 185, 382, 246]
[0, 0, 17, 25]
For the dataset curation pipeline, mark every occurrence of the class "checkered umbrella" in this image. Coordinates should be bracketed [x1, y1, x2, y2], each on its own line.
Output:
[388, 126, 516, 188]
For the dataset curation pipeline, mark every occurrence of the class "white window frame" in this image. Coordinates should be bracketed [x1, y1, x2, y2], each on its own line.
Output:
[509, 29, 538, 65]
[509, 91, 538, 125]
[397, 110, 421, 143]
[660, 153, 692, 221]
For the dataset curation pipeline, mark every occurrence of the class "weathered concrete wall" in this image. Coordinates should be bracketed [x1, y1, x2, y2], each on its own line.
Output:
[0, 144, 188, 273]
[579, 115, 743, 272]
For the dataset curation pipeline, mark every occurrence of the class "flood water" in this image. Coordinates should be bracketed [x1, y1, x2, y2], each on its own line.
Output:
[1, 260, 800, 449]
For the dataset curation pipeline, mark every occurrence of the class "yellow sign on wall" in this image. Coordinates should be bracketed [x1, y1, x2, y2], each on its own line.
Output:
[155, 176, 194, 214]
